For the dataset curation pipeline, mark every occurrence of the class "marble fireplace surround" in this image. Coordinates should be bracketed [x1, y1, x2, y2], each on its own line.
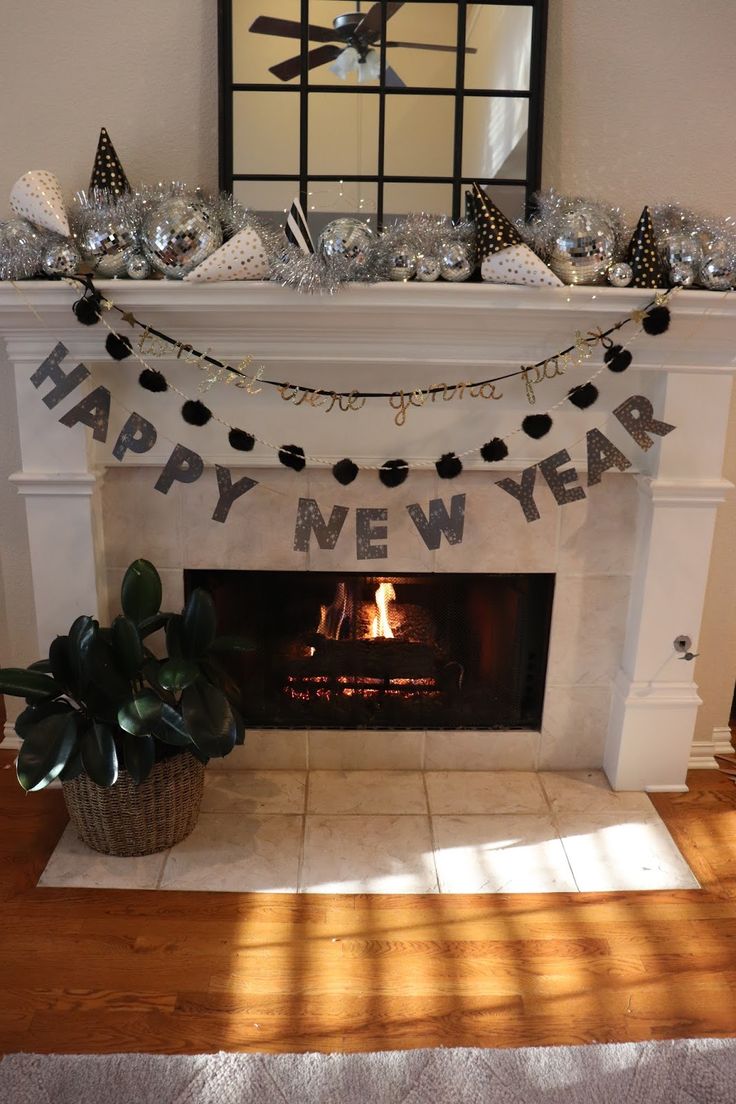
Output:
[2, 280, 736, 791]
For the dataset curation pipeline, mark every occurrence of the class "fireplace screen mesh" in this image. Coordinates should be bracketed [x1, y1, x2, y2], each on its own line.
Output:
[185, 571, 555, 731]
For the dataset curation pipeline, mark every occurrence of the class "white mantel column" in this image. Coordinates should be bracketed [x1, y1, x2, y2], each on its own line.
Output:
[4, 335, 105, 659]
[604, 372, 734, 791]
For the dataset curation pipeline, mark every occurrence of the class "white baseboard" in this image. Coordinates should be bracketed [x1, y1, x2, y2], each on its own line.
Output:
[688, 726, 734, 770]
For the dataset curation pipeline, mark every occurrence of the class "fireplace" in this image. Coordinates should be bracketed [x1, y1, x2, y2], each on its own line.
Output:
[185, 570, 555, 731]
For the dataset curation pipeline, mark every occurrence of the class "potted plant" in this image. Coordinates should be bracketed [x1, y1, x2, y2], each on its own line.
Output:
[0, 559, 250, 856]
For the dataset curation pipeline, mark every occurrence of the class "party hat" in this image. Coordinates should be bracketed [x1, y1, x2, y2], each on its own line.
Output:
[473, 183, 562, 287]
[284, 197, 314, 253]
[184, 227, 270, 281]
[627, 206, 666, 288]
[9, 170, 70, 237]
[90, 127, 131, 196]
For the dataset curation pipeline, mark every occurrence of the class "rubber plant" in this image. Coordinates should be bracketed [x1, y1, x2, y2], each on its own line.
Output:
[0, 559, 251, 792]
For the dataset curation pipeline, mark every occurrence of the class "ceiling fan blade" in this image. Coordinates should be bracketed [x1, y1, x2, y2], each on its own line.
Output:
[270, 44, 342, 82]
[384, 40, 478, 54]
[250, 16, 339, 44]
[358, 2, 405, 38]
[384, 65, 406, 88]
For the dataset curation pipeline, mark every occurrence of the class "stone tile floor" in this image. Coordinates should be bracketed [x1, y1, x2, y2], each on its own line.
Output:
[39, 769, 699, 895]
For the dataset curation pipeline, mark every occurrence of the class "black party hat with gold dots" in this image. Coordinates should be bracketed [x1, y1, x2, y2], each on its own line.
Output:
[472, 182, 562, 287]
[89, 128, 131, 197]
[627, 206, 666, 289]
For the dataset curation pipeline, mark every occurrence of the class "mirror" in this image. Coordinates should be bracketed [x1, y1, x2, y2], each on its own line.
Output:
[220, 1, 547, 231]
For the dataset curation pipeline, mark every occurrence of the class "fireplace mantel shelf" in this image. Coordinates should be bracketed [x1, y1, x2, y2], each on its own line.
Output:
[1, 280, 735, 374]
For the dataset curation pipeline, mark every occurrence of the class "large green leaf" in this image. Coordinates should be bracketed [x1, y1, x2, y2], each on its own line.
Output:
[111, 615, 143, 678]
[83, 633, 131, 708]
[16, 711, 78, 792]
[138, 611, 173, 639]
[158, 659, 201, 692]
[0, 667, 61, 700]
[59, 745, 84, 782]
[165, 614, 184, 659]
[232, 704, 246, 747]
[181, 589, 217, 660]
[68, 616, 97, 686]
[28, 658, 52, 673]
[121, 559, 162, 625]
[181, 681, 237, 759]
[117, 692, 163, 736]
[123, 733, 155, 784]
[48, 635, 77, 693]
[15, 700, 73, 741]
[81, 721, 119, 788]
[153, 704, 193, 747]
[209, 635, 255, 653]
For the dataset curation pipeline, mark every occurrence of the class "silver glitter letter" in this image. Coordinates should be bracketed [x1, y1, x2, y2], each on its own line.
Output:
[30, 342, 89, 409]
[356, 508, 388, 560]
[613, 395, 675, 451]
[406, 495, 466, 550]
[154, 444, 204, 495]
[112, 412, 158, 462]
[538, 449, 586, 506]
[586, 427, 632, 485]
[293, 498, 349, 552]
[212, 466, 258, 523]
[58, 385, 111, 443]
[496, 467, 540, 523]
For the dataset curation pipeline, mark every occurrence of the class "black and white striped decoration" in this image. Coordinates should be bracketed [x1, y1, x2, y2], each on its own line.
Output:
[285, 197, 315, 254]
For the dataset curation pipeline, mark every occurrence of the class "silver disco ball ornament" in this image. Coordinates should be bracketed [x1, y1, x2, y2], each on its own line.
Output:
[76, 210, 139, 278]
[0, 218, 45, 279]
[42, 240, 82, 277]
[125, 253, 152, 280]
[699, 249, 735, 291]
[607, 261, 633, 287]
[317, 217, 374, 265]
[670, 260, 695, 287]
[548, 207, 616, 285]
[440, 241, 472, 282]
[142, 196, 222, 279]
[388, 243, 417, 281]
[416, 255, 441, 282]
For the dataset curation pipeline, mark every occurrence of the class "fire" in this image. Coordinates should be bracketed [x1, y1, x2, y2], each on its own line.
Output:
[370, 582, 396, 639]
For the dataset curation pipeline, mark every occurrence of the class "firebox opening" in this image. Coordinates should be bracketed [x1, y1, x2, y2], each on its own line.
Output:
[185, 571, 555, 731]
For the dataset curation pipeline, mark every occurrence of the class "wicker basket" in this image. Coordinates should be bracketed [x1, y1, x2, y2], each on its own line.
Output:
[62, 751, 205, 857]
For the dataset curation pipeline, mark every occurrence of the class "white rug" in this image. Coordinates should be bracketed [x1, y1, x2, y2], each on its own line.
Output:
[2, 1040, 734, 1102]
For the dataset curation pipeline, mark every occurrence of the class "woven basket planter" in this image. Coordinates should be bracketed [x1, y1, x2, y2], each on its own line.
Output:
[62, 751, 205, 857]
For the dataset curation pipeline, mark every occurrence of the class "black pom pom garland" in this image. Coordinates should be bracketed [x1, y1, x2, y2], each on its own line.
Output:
[379, 459, 409, 488]
[642, 305, 671, 335]
[333, 458, 359, 485]
[604, 345, 632, 373]
[73, 294, 102, 326]
[522, 414, 553, 439]
[181, 399, 212, 426]
[480, 438, 509, 463]
[105, 332, 132, 361]
[568, 383, 599, 410]
[228, 428, 255, 452]
[436, 452, 463, 479]
[279, 445, 306, 472]
[139, 368, 168, 393]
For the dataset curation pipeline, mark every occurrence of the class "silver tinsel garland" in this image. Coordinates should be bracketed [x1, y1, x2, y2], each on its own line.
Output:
[0, 218, 50, 280]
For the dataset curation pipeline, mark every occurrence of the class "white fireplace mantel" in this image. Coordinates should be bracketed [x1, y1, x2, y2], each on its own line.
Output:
[2, 279, 736, 790]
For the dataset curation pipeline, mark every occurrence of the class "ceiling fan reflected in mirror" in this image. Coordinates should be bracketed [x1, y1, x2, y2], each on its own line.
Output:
[249, 2, 477, 87]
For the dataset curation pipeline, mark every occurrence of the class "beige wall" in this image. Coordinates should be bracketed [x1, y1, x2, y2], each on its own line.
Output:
[1, 0, 735, 741]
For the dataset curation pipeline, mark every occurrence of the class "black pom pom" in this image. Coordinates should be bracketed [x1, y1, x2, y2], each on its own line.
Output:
[139, 368, 168, 393]
[642, 305, 671, 335]
[279, 445, 306, 472]
[480, 437, 509, 463]
[436, 452, 463, 479]
[604, 344, 632, 373]
[228, 428, 255, 452]
[105, 332, 132, 360]
[522, 414, 553, 439]
[379, 459, 409, 488]
[568, 383, 599, 410]
[333, 458, 359, 485]
[181, 399, 212, 426]
[73, 295, 101, 326]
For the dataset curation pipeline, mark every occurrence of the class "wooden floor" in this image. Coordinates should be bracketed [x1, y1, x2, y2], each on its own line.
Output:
[2, 747, 736, 1055]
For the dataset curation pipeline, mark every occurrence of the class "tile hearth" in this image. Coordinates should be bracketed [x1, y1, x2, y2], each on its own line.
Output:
[39, 769, 698, 895]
